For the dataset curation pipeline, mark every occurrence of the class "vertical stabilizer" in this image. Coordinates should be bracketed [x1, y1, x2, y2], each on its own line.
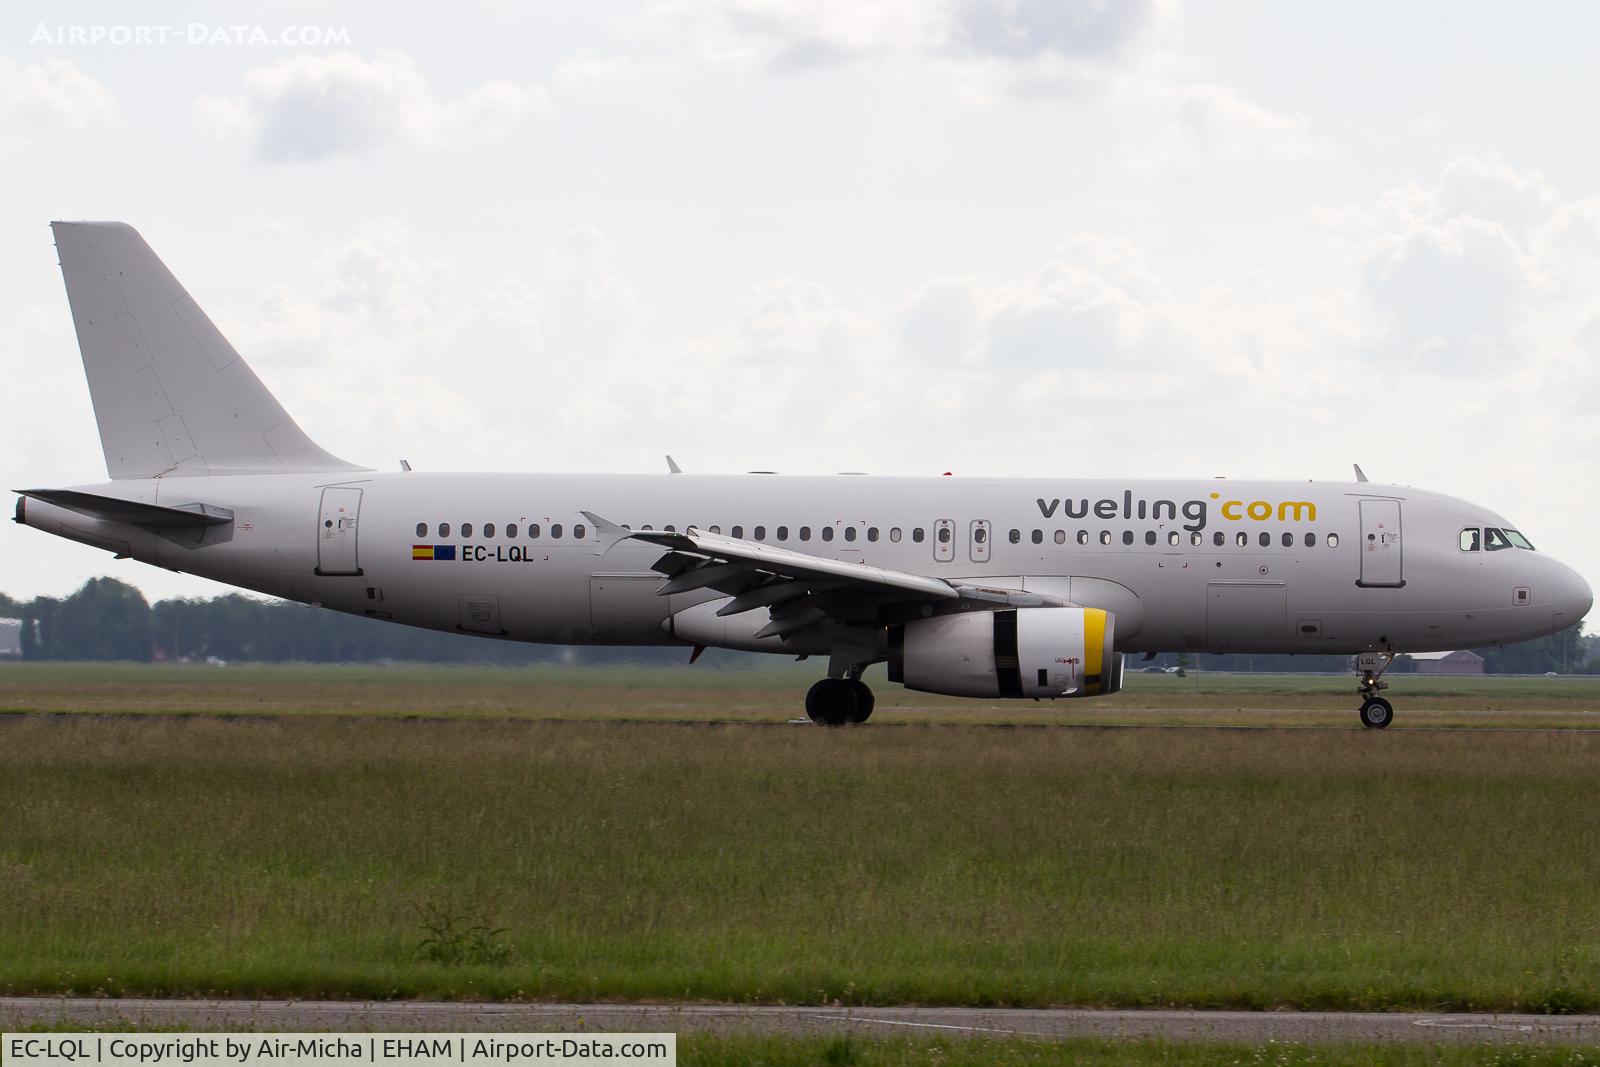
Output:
[51, 221, 366, 479]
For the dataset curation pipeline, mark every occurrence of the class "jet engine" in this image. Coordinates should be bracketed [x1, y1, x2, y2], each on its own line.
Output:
[888, 607, 1122, 699]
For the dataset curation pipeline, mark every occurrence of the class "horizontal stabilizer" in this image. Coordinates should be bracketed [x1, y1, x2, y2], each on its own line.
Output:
[18, 489, 233, 529]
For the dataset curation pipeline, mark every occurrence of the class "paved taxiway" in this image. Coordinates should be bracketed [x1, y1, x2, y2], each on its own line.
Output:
[3, 999, 1598, 1046]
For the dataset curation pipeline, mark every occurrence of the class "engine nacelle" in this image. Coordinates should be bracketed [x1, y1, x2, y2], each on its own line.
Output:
[888, 607, 1123, 699]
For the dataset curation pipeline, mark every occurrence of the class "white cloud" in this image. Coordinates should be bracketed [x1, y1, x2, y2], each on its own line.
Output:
[195, 50, 549, 161]
[0, 57, 117, 153]
[1133, 84, 1327, 172]
[552, 51, 681, 92]
[647, 0, 1172, 96]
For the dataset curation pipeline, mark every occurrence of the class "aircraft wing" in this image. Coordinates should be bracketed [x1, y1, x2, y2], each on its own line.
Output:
[583, 512, 1062, 641]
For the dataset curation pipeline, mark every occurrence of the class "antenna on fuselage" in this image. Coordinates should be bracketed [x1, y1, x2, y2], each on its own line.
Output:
[1353, 463, 1369, 483]
[666, 455, 683, 475]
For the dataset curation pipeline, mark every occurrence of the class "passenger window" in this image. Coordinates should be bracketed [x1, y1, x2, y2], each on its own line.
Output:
[1460, 528, 1481, 552]
[640, 524, 652, 531]
[1008, 529, 1021, 544]
[754, 526, 766, 540]
[529, 524, 541, 538]
[1077, 530, 1089, 545]
[731, 525, 743, 538]
[1055, 530, 1067, 545]
[777, 525, 789, 540]
[1032, 529, 1044, 544]
[462, 522, 473, 538]
[484, 523, 496, 538]
[1213, 531, 1225, 547]
[890, 527, 902, 542]
[1168, 531, 1180, 547]
[1484, 527, 1513, 552]
[800, 527, 812, 541]
[709, 525, 722, 534]
[1236, 532, 1248, 547]
[913, 528, 925, 543]
[974, 527, 988, 545]
[1259, 532, 1270, 548]
[415, 522, 427, 537]
[665, 524, 676, 532]
[1328, 533, 1339, 548]
[1100, 531, 1112, 545]
[507, 523, 518, 538]
[844, 527, 856, 542]
[867, 527, 879, 542]
[937, 527, 951, 544]
[1122, 531, 1134, 545]
[1282, 532, 1293, 547]
[1304, 532, 1315, 547]
[574, 523, 586, 539]
[1190, 532, 1203, 547]
[1144, 531, 1156, 546]
[439, 523, 451, 538]
[551, 523, 563, 539]
[822, 527, 835, 542]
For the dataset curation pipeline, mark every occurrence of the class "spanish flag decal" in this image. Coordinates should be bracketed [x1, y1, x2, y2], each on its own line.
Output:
[412, 544, 434, 560]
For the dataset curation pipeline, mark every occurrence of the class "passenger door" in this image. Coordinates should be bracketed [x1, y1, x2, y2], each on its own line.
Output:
[1357, 499, 1404, 587]
[315, 487, 363, 576]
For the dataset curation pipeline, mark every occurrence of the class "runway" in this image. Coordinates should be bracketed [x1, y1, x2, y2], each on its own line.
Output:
[3, 998, 1598, 1046]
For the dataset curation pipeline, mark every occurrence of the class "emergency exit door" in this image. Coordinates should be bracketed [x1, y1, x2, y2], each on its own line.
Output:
[316, 487, 364, 576]
[1357, 499, 1403, 588]
[969, 519, 991, 563]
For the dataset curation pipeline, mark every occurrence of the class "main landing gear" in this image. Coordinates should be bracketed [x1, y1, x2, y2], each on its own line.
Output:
[1356, 651, 1396, 729]
[805, 677, 875, 726]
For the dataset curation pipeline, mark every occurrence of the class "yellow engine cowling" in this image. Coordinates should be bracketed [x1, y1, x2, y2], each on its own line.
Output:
[888, 607, 1123, 699]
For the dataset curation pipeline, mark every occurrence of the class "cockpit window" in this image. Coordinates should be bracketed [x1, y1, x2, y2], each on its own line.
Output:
[1459, 528, 1481, 552]
[1504, 529, 1535, 550]
[1483, 527, 1513, 552]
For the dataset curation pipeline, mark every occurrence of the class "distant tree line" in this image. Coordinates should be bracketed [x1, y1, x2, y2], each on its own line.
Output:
[3, 577, 1596, 672]
[10, 578, 675, 665]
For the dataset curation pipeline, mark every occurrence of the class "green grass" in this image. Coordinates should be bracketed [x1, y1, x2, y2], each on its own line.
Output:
[2, 713, 1599, 1009]
[2, 661, 1600, 727]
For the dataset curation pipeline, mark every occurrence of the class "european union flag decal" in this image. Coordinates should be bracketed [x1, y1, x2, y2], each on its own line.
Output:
[433, 544, 457, 561]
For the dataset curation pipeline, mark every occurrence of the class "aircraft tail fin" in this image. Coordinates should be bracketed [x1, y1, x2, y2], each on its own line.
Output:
[51, 221, 367, 479]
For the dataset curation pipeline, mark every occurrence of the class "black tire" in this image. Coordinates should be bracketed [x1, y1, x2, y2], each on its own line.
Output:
[1359, 697, 1393, 729]
[846, 680, 875, 724]
[805, 679, 854, 726]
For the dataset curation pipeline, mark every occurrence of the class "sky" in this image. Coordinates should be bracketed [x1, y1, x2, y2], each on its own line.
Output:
[2, 1, 1599, 606]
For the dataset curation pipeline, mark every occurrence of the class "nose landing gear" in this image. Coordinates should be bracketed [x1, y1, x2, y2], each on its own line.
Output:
[1356, 651, 1396, 729]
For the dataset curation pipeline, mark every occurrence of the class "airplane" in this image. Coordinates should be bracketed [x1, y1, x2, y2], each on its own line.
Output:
[14, 222, 1593, 728]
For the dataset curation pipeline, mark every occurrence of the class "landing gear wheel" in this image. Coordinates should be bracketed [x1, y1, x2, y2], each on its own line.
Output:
[846, 680, 874, 724]
[1359, 697, 1393, 730]
[805, 678, 856, 726]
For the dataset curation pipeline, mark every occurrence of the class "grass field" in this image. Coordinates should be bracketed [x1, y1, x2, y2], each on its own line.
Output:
[3, 661, 1600, 727]
[3, 687, 1599, 1011]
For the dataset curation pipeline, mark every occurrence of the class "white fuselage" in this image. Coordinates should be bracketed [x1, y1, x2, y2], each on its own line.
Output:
[20, 472, 1591, 657]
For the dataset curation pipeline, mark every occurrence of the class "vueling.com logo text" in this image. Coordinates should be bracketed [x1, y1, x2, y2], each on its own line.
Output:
[1035, 491, 1317, 532]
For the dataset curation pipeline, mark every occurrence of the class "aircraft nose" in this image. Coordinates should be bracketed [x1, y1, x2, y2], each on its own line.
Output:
[1552, 561, 1593, 634]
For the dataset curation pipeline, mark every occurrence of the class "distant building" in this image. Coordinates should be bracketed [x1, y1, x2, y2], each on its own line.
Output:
[1407, 649, 1485, 675]
[0, 618, 20, 658]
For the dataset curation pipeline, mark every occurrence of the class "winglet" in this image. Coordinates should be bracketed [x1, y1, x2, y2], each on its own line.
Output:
[666, 455, 683, 474]
[580, 510, 635, 555]
[1353, 463, 1369, 483]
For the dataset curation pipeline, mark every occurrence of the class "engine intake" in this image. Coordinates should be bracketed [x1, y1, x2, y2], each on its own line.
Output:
[888, 607, 1123, 699]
